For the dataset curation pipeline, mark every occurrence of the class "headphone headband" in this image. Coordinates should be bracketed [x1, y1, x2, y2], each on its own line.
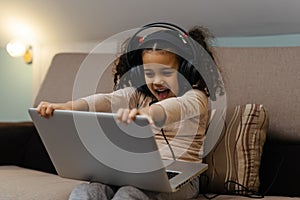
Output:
[126, 22, 198, 66]
[141, 22, 189, 35]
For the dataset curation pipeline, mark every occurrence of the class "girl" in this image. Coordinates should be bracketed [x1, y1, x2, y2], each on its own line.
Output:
[37, 23, 223, 200]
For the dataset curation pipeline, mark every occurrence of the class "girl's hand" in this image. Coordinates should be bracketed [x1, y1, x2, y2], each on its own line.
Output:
[116, 108, 154, 125]
[37, 101, 72, 118]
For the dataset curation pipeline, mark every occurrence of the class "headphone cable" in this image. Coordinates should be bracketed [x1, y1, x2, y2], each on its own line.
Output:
[149, 100, 176, 161]
[161, 128, 176, 161]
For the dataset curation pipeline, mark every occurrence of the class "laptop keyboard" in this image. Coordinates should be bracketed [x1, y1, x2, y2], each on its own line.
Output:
[166, 171, 180, 179]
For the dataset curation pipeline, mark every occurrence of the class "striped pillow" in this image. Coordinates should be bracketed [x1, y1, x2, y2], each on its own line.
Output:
[201, 104, 269, 195]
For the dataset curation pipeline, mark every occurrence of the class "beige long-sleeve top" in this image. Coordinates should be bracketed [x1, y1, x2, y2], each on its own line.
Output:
[82, 87, 208, 162]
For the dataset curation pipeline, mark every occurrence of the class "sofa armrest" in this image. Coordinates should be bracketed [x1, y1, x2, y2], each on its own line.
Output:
[0, 122, 56, 174]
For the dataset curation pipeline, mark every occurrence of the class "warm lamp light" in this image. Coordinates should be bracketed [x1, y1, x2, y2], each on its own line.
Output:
[6, 40, 33, 64]
[6, 40, 26, 57]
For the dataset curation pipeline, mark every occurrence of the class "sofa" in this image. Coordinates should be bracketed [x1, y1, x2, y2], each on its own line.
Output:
[0, 47, 299, 200]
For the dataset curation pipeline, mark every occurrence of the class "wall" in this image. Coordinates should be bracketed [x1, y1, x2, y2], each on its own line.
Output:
[213, 34, 300, 47]
[0, 48, 32, 121]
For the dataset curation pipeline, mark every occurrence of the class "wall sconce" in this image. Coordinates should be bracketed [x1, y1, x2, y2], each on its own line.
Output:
[6, 40, 33, 64]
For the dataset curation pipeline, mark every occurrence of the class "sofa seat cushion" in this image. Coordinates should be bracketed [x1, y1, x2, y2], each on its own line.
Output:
[194, 194, 300, 199]
[0, 166, 85, 200]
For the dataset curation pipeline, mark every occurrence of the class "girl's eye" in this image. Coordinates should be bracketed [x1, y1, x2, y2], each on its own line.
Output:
[144, 71, 154, 78]
[162, 70, 174, 77]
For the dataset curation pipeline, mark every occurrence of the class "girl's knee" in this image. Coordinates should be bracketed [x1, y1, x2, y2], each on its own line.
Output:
[69, 182, 114, 200]
[113, 186, 150, 200]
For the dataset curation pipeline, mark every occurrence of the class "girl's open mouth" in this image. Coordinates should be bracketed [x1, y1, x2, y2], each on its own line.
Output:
[155, 89, 170, 99]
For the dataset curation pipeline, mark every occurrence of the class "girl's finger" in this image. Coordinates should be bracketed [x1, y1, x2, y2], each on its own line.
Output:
[116, 109, 124, 122]
[40, 105, 47, 117]
[121, 109, 130, 123]
[127, 108, 138, 123]
[37, 102, 47, 114]
[45, 105, 53, 118]
[146, 115, 154, 125]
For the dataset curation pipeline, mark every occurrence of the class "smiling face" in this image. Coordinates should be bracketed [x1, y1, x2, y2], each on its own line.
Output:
[142, 50, 180, 101]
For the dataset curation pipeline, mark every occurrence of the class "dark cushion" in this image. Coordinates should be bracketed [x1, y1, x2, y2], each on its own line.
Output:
[0, 122, 56, 174]
[21, 125, 56, 174]
[259, 140, 300, 197]
[0, 122, 33, 165]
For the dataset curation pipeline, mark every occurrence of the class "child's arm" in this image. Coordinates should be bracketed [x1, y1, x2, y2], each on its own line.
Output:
[155, 89, 208, 125]
[36, 99, 89, 118]
[115, 90, 207, 127]
[116, 104, 166, 127]
[149, 104, 166, 126]
[37, 87, 136, 118]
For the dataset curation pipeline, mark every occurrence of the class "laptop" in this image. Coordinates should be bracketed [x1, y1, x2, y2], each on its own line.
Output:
[28, 108, 207, 192]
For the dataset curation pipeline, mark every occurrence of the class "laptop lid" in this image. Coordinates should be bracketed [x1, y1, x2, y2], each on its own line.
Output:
[28, 108, 207, 192]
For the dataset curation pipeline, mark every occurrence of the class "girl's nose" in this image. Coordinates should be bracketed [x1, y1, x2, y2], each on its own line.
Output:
[153, 76, 164, 85]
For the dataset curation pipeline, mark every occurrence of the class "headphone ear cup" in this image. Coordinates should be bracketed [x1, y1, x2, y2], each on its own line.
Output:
[178, 60, 191, 93]
[178, 60, 201, 94]
[182, 61, 198, 80]
[130, 65, 145, 88]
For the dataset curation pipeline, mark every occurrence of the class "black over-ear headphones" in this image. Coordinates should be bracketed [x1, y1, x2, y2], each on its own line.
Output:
[126, 22, 206, 96]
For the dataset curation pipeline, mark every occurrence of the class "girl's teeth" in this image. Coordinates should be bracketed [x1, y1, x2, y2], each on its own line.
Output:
[156, 89, 169, 99]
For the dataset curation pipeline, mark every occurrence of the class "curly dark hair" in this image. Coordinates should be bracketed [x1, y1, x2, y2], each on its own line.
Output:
[113, 25, 224, 101]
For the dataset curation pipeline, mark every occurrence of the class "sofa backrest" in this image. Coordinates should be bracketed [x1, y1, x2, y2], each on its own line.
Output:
[33, 47, 300, 142]
[34, 53, 115, 106]
[212, 47, 300, 142]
